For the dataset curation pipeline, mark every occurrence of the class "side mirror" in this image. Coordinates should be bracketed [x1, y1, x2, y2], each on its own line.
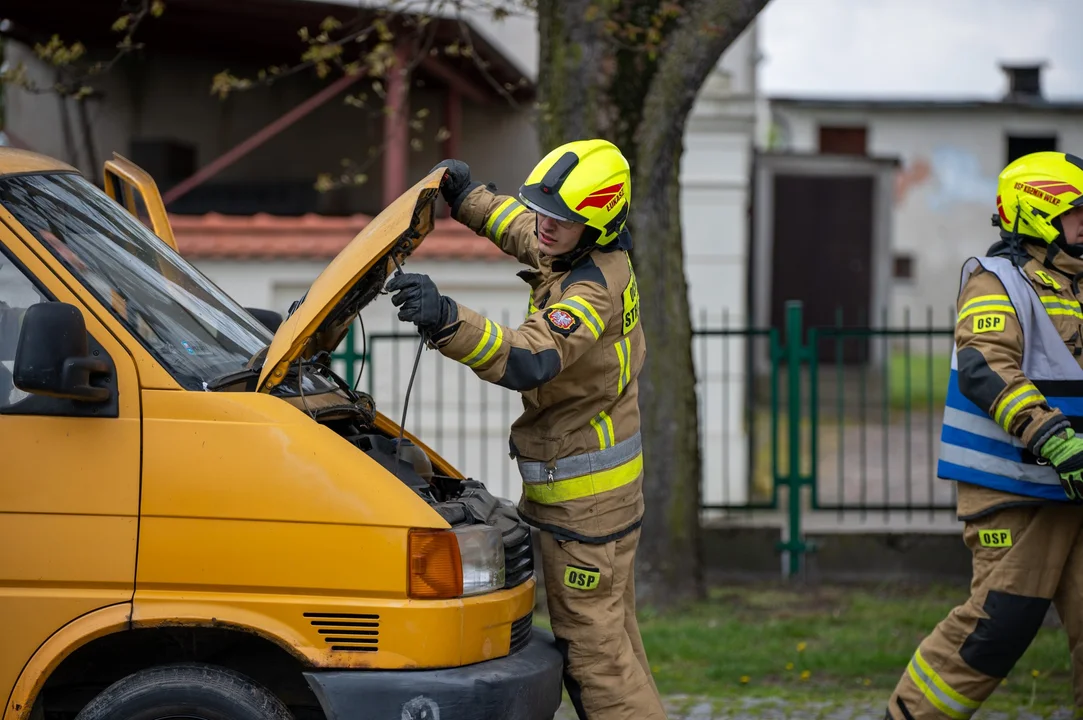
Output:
[13, 303, 111, 402]
[247, 307, 283, 333]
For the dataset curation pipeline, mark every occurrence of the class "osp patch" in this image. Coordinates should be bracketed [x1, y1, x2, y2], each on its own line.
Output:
[979, 529, 1012, 548]
[546, 308, 580, 336]
[564, 565, 601, 591]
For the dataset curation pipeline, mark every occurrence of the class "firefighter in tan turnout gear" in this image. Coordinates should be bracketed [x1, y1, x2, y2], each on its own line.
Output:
[887, 151, 1083, 719]
[386, 139, 665, 720]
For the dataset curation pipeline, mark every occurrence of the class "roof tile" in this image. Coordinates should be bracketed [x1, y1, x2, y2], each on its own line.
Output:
[170, 212, 512, 262]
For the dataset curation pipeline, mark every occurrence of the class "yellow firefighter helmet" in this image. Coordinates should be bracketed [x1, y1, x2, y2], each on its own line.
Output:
[996, 151, 1083, 243]
[518, 139, 631, 246]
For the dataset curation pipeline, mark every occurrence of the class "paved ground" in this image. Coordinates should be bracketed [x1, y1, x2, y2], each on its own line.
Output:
[554, 695, 1075, 719]
[815, 414, 955, 516]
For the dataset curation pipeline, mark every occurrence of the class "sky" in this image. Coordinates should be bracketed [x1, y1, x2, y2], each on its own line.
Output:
[460, 0, 1083, 102]
[757, 0, 1083, 100]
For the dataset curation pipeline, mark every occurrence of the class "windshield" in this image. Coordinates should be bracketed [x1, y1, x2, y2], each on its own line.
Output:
[0, 172, 273, 389]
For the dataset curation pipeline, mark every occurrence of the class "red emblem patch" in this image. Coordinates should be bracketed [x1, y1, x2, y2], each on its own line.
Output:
[547, 309, 575, 330]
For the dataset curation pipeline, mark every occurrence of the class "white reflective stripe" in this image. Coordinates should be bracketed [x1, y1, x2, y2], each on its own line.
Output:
[459, 319, 504, 369]
[906, 653, 978, 719]
[943, 407, 1025, 446]
[518, 432, 642, 483]
[938, 443, 1060, 485]
[1040, 295, 1082, 308]
[993, 384, 1042, 430]
[486, 198, 526, 242]
[552, 296, 605, 338]
[615, 338, 631, 395]
[590, 411, 615, 449]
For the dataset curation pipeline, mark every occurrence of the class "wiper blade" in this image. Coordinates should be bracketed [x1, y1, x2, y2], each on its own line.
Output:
[205, 367, 260, 391]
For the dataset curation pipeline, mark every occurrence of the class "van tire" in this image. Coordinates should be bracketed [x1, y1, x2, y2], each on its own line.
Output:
[74, 663, 294, 720]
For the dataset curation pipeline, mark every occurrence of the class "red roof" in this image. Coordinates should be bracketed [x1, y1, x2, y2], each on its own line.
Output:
[170, 212, 512, 262]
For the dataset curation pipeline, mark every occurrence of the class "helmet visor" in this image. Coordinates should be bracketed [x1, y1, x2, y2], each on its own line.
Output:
[519, 183, 588, 225]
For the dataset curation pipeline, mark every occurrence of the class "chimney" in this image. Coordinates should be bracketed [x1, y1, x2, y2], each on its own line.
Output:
[1000, 62, 1045, 101]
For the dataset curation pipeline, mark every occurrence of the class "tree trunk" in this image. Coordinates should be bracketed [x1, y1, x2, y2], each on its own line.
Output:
[536, 0, 769, 609]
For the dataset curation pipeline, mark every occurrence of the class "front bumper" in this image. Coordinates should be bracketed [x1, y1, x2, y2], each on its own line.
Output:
[302, 627, 564, 720]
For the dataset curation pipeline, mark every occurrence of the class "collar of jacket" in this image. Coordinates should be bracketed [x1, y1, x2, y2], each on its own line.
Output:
[551, 229, 633, 272]
[989, 235, 1083, 280]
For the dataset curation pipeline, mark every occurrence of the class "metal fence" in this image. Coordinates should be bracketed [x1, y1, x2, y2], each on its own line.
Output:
[330, 301, 959, 571]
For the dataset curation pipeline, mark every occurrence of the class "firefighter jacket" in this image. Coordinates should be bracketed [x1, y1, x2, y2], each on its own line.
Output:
[428, 185, 646, 542]
[938, 239, 1083, 516]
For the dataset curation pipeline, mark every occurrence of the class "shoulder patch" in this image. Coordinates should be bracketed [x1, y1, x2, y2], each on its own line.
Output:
[561, 256, 607, 293]
[545, 307, 581, 336]
[973, 313, 1005, 334]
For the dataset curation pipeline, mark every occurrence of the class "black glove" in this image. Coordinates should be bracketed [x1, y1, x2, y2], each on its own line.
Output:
[386, 273, 453, 332]
[429, 159, 478, 217]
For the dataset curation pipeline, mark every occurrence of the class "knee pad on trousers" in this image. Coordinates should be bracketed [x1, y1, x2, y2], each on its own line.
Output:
[960, 590, 1050, 678]
[555, 637, 589, 720]
[890, 697, 915, 720]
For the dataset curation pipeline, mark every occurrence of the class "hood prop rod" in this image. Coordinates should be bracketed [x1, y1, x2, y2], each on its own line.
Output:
[389, 252, 427, 480]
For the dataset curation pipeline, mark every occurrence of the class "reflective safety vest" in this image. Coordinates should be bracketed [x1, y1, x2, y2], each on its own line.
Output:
[937, 256, 1083, 500]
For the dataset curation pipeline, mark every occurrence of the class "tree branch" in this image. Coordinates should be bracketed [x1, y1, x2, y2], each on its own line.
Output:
[635, 0, 767, 187]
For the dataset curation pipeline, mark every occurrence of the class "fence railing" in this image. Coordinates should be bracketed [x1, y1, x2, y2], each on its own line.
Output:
[329, 301, 959, 574]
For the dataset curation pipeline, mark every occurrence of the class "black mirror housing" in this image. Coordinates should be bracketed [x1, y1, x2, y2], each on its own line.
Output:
[247, 307, 283, 333]
[13, 303, 111, 402]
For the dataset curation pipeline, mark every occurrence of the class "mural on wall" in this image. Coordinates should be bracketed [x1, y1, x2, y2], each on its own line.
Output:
[894, 146, 999, 211]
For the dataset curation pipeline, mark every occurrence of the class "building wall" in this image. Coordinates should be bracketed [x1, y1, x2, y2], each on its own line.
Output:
[680, 22, 759, 505]
[768, 104, 1083, 323]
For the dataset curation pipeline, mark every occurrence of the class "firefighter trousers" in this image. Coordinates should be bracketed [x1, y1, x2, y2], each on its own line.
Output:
[887, 502, 1083, 719]
[539, 527, 667, 720]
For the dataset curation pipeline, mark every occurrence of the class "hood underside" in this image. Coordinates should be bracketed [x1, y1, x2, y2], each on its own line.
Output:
[256, 167, 445, 392]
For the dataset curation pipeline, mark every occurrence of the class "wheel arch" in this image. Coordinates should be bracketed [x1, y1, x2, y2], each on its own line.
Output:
[6, 605, 324, 720]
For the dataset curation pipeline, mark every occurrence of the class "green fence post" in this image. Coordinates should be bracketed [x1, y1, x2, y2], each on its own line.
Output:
[776, 300, 810, 578]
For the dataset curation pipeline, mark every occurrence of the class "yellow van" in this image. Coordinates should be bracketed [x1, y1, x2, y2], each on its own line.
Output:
[0, 148, 562, 720]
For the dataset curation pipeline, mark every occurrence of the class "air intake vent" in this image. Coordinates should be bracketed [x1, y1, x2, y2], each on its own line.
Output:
[304, 612, 380, 653]
[503, 525, 535, 589]
[510, 611, 533, 655]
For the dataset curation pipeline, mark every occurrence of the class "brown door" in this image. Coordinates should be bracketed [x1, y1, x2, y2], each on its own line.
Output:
[770, 174, 874, 363]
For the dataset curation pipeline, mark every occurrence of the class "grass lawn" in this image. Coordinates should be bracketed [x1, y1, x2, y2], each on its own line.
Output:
[888, 351, 951, 410]
[538, 582, 1074, 715]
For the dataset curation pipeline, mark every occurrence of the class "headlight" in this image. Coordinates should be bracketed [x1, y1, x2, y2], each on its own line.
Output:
[407, 526, 505, 599]
[454, 525, 505, 596]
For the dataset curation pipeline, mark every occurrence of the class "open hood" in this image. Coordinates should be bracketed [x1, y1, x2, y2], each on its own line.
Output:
[256, 168, 444, 393]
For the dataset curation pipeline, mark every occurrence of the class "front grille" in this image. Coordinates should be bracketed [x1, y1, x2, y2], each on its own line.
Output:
[503, 524, 535, 589]
[509, 611, 533, 654]
[305, 612, 380, 653]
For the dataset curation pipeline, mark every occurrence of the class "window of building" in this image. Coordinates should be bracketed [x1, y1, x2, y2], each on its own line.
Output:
[893, 254, 915, 281]
[1006, 134, 1057, 165]
[819, 126, 868, 156]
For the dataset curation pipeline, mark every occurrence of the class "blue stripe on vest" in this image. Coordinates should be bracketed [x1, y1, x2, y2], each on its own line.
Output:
[1046, 396, 1083, 417]
[945, 370, 987, 418]
[937, 460, 1067, 500]
[940, 426, 1023, 462]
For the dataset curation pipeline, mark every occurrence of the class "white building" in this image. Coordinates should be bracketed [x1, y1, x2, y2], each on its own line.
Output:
[765, 64, 1083, 328]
